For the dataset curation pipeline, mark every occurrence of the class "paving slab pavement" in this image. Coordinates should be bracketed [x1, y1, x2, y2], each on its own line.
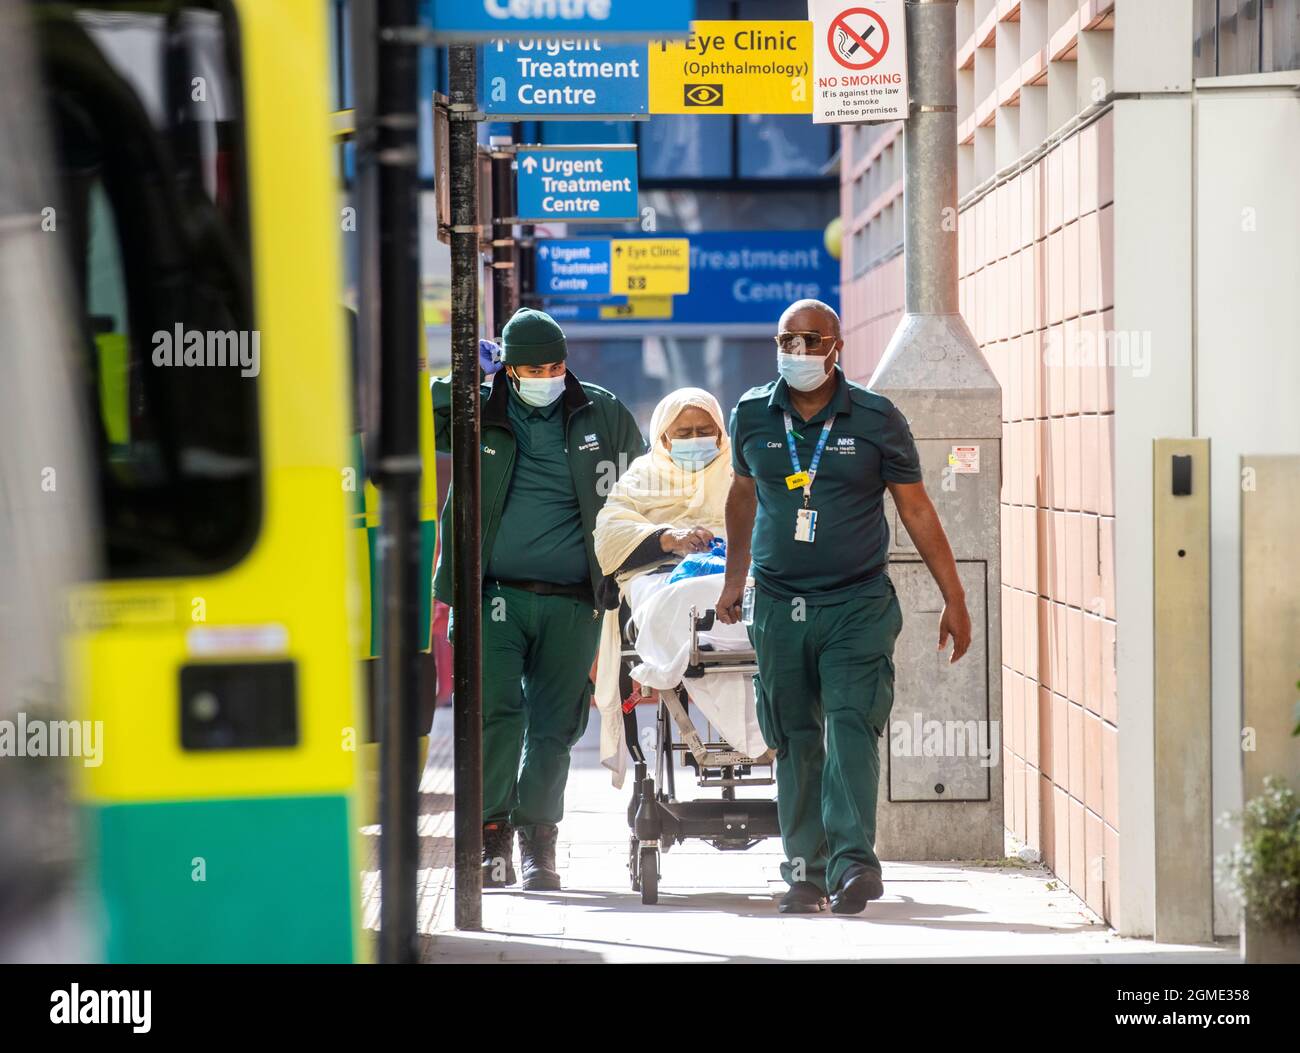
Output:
[360, 711, 1237, 964]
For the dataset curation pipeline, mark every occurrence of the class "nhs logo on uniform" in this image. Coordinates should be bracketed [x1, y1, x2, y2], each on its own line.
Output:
[584, 433, 597, 442]
[835, 437, 856, 454]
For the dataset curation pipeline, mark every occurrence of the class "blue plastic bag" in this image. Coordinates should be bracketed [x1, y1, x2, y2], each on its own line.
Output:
[668, 537, 727, 584]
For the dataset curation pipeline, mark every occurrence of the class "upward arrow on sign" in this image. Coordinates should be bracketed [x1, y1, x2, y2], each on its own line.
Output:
[537, 244, 549, 258]
[521, 155, 538, 174]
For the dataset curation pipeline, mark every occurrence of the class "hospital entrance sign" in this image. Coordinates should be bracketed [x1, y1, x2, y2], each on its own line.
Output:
[541, 231, 838, 326]
[648, 20, 813, 114]
[535, 239, 690, 296]
[480, 39, 648, 118]
[535, 240, 611, 296]
[516, 146, 639, 222]
[673, 230, 839, 324]
[610, 239, 689, 295]
[428, 0, 695, 41]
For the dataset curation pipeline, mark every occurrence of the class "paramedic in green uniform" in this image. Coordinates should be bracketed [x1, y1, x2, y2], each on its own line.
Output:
[716, 299, 971, 915]
[432, 308, 645, 892]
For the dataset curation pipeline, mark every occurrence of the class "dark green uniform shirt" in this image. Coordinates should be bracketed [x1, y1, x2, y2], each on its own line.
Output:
[484, 385, 589, 585]
[729, 367, 922, 604]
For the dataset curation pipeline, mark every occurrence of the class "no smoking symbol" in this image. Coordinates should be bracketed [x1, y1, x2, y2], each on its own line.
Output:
[829, 7, 889, 71]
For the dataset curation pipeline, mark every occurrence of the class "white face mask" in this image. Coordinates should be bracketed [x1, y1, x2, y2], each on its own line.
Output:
[777, 350, 836, 392]
[512, 371, 566, 407]
[668, 436, 721, 472]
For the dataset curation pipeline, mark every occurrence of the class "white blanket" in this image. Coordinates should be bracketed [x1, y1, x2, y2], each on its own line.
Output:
[624, 571, 768, 763]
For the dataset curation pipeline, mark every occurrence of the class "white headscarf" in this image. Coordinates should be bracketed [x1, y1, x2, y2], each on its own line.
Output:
[592, 387, 734, 788]
[593, 387, 731, 574]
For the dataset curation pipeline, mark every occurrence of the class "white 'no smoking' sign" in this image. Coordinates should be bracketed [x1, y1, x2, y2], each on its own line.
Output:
[809, 0, 908, 124]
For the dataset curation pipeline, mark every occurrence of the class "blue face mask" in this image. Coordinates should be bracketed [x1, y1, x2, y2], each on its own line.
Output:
[669, 436, 721, 472]
[777, 350, 836, 392]
[512, 371, 566, 408]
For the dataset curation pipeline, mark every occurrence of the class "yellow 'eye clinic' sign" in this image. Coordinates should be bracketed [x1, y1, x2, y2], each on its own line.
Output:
[609, 239, 690, 295]
[648, 21, 813, 115]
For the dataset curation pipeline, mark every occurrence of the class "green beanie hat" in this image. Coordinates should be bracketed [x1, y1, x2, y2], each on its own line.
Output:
[501, 308, 567, 366]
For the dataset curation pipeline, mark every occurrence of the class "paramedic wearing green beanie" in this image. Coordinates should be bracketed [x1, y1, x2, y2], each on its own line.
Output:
[431, 307, 646, 892]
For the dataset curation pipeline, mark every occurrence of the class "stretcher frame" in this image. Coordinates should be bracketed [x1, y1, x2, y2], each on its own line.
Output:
[622, 604, 780, 905]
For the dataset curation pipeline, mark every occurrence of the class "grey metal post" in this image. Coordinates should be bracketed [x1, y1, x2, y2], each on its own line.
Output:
[375, 0, 423, 965]
[902, 0, 959, 316]
[350, 0, 380, 454]
[448, 44, 484, 932]
[869, 0, 1004, 861]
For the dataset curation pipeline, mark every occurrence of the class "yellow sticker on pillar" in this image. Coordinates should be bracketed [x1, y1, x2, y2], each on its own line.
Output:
[609, 239, 690, 296]
[648, 21, 813, 114]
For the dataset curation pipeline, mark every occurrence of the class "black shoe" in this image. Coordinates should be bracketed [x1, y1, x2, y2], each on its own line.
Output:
[778, 881, 828, 914]
[518, 824, 562, 892]
[482, 821, 516, 887]
[830, 864, 884, 914]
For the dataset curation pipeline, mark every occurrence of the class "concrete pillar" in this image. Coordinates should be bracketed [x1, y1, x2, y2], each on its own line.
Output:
[870, 0, 1004, 860]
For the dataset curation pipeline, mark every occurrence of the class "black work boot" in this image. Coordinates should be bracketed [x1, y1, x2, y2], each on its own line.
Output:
[830, 864, 884, 914]
[518, 823, 562, 892]
[778, 880, 829, 914]
[482, 821, 516, 887]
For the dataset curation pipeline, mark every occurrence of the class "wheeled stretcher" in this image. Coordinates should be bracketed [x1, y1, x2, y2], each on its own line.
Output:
[617, 572, 781, 905]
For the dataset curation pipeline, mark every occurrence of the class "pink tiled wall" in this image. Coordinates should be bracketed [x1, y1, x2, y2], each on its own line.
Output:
[840, 112, 1118, 924]
[840, 253, 904, 381]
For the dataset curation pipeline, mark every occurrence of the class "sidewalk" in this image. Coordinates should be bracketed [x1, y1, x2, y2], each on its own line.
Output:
[362, 709, 1237, 964]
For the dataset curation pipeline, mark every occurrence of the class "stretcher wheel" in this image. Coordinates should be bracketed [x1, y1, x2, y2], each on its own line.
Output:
[629, 836, 641, 892]
[639, 847, 658, 905]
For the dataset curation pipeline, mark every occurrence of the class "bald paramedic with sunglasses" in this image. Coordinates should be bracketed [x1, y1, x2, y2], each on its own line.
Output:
[716, 299, 971, 916]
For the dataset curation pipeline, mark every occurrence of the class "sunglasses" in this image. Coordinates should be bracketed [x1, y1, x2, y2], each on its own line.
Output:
[775, 330, 836, 354]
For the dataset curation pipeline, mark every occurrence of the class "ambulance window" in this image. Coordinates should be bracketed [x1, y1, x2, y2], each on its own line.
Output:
[35, 0, 260, 578]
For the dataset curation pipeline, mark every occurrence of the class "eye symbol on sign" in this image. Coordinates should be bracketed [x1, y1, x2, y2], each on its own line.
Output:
[683, 83, 723, 107]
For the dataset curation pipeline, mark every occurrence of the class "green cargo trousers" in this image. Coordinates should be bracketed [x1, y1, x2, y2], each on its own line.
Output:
[747, 574, 904, 894]
[480, 583, 602, 829]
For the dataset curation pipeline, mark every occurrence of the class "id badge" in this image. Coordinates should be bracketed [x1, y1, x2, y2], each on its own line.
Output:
[785, 471, 811, 491]
[794, 507, 817, 543]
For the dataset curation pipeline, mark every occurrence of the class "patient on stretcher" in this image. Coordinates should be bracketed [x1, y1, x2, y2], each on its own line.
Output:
[593, 388, 770, 787]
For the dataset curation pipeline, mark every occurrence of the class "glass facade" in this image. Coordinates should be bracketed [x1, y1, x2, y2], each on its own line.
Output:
[566, 336, 777, 436]
[518, 115, 835, 183]
[847, 125, 904, 279]
[738, 114, 834, 179]
[640, 115, 735, 180]
[1195, 0, 1300, 77]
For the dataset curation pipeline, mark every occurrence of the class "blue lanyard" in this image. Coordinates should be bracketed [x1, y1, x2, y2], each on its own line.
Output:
[783, 411, 836, 496]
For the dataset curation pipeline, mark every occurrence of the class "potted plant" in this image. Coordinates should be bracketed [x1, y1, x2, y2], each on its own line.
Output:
[1220, 694, 1300, 962]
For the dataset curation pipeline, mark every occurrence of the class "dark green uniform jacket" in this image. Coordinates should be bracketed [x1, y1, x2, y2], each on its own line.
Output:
[431, 369, 646, 608]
